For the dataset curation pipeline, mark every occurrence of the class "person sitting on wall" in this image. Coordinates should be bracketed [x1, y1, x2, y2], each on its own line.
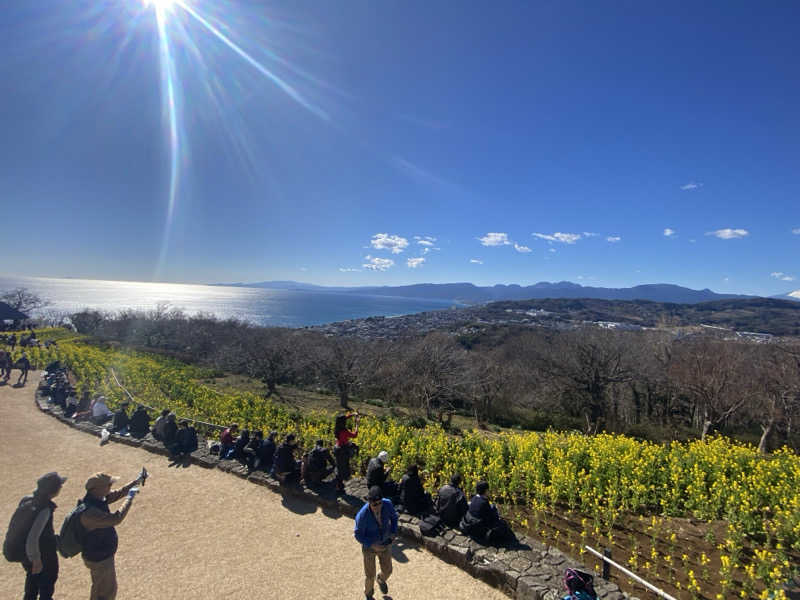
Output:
[64, 392, 79, 418]
[258, 431, 277, 472]
[233, 429, 251, 464]
[435, 473, 469, 528]
[169, 420, 198, 458]
[273, 433, 301, 483]
[459, 480, 513, 545]
[111, 402, 130, 435]
[398, 464, 433, 516]
[218, 423, 238, 459]
[161, 413, 178, 449]
[90, 396, 114, 425]
[128, 405, 151, 437]
[152, 409, 170, 441]
[304, 439, 336, 484]
[366, 451, 398, 500]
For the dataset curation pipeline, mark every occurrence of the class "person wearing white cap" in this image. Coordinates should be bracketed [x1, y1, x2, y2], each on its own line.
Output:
[366, 450, 398, 500]
[3, 472, 67, 600]
[79, 470, 145, 600]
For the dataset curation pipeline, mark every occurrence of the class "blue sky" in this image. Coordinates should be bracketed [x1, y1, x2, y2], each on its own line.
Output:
[1, 0, 798, 295]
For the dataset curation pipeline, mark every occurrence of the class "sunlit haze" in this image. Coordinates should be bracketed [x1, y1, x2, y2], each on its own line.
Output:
[1, 1, 798, 296]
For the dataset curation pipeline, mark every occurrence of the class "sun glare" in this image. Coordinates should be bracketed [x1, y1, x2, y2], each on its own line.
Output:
[144, 0, 176, 10]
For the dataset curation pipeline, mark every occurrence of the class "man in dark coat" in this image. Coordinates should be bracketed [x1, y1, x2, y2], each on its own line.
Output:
[435, 473, 469, 527]
[366, 451, 397, 500]
[398, 464, 432, 515]
[459, 480, 513, 544]
[111, 403, 130, 434]
[6, 472, 66, 600]
[305, 439, 335, 484]
[128, 405, 150, 437]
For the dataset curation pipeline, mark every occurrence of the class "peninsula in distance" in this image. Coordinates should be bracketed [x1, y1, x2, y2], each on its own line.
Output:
[214, 279, 800, 305]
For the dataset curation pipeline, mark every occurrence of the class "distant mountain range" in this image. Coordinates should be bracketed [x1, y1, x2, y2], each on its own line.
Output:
[210, 280, 799, 304]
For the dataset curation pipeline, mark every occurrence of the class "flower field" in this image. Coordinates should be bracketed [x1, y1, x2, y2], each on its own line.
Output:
[8, 331, 798, 599]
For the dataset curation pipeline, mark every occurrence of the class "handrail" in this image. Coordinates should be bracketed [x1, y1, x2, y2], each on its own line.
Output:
[584, 545, 678, 600]
[110, 368, 225, 432]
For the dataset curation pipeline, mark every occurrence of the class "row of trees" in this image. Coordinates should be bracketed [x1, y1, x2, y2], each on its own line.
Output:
[69, 307, 800, 452]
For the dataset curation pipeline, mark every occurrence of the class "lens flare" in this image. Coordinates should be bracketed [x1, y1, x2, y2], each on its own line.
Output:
[143, 0, 329, 278]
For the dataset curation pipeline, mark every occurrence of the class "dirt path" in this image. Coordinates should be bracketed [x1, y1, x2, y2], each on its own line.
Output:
[0, 381, 508, 600]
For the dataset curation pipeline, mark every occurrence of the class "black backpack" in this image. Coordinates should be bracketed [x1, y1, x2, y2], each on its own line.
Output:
[3, 496, 42, 563]
[57, 500, 88, 558]
[419, 515, 444, 537]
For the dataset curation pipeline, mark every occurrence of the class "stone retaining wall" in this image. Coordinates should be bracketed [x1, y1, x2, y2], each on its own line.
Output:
[34, 392, 636, 600]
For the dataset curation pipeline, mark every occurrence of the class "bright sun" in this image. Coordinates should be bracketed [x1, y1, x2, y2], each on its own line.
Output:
[144, 0, 177, 9]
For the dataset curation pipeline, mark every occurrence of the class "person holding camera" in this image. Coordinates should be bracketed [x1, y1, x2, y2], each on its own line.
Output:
[354, 485, 398, 600]
[79, 470, 146, 600]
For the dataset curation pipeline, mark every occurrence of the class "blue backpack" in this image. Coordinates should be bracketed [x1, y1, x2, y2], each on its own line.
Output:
[562, 568, 598, 600]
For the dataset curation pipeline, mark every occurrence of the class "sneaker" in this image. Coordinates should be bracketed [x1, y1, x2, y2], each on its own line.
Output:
[377, 574, 388, 594]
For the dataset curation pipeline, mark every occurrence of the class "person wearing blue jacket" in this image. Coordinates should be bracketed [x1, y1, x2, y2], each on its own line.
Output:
[354, 486, 398, 600]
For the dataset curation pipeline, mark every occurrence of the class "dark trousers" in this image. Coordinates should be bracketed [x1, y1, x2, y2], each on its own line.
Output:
[23, 557, 58, 600]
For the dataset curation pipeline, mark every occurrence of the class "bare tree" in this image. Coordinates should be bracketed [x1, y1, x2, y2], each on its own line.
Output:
[393, 332, 470, 422]
[537, 329, 634, 433]
[244, 329, 299, 396]
[1, 287, 48, 316]
[752, 343, 800, 452]
[668, 337, 750, 440]
[312, 335, 379, 408]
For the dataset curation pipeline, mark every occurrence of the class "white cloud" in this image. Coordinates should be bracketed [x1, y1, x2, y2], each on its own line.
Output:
[339, 268, 361, 272]
[606, 236, 621, 243]
[663, 228, 676, 237]
[532, 232, 582, 244]
[417, 239, 435, 247]
[582, 232, 599, 237]
[706, 228, 749, 239]
[299, 267, 308, 272]
[407, 257, 425, 268]
[478, 232, 511, 246]
[370, 233, 409, 254]
[549, 248, 556, 253]
[362, 255, 395, 271]
[514, 243, 532, 253]
[681, 182, 703, 190]
[470, 259, 483, 264]
[793, 228, 800, 235]
[771, 272, 796, 282]
[414, 235, 437, 242]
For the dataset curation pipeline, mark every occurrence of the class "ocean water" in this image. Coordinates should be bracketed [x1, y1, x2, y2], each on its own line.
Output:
[0, 276, 458, 327]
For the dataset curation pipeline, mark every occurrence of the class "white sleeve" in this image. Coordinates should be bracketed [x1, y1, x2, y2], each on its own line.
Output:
[25, 508, 51, 563]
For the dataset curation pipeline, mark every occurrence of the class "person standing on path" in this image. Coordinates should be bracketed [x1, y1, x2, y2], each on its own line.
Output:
[4, 472, 67, 600]
[354, 485, 398, 600]
[16, 353, 31, 386]
[79, 471, 143, 600]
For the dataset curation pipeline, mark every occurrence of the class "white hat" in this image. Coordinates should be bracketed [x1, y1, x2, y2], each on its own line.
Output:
[377, 451, 388, 463]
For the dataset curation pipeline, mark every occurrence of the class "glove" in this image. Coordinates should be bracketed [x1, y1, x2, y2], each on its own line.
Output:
[128, 486, 139, 498]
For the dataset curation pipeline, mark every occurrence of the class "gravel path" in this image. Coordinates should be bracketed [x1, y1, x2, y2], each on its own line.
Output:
[0, 381, 508, 600]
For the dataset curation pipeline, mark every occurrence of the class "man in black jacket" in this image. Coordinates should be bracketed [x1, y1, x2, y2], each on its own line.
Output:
[258, 431, 277, 472]
[366, 451, 398, 499]
[435, 473, 468, 527]
[128, 405, 150, 438]
[398, 464, 432, 516]
[79, 471, 144, 600]
[6, 472, 66, 600]
[111, 403, 129, 435]
[304, 439, 335, 484]
[273, 434, 300, 482]
[459, 480, 512, 545]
